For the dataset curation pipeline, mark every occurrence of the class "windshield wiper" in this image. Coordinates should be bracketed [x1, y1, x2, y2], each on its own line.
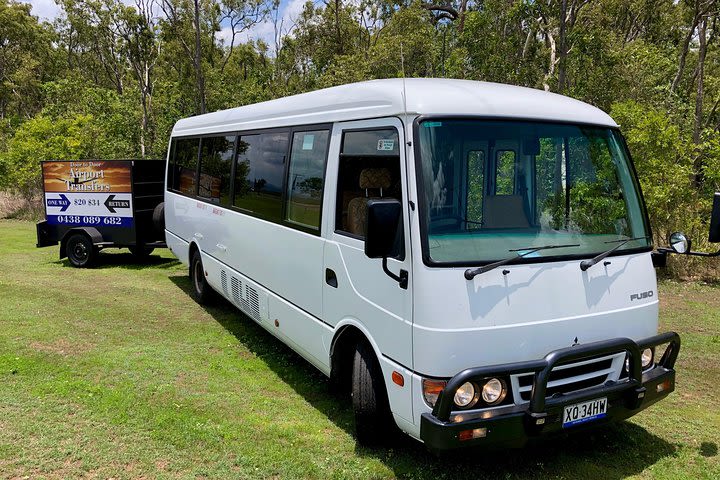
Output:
[464, 243, 581, 280]
[579, 236, 650, 272]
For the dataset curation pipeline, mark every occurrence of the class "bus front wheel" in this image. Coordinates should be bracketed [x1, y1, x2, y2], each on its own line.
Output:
[352, 340, 393, 446]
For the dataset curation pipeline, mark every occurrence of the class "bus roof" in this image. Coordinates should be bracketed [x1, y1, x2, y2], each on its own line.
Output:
[172, 78, 618, 136]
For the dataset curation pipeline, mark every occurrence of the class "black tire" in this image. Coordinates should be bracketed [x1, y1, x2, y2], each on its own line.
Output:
[189, 249, 215, 305]
[152, 202, 165, 234]
[65, 233, 97, 268]
[352, 340, 393, 446]
[129, 246, 155, 258]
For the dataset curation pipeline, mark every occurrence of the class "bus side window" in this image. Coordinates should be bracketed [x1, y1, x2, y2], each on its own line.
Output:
[234, 131, 289, 222]
[166, 139, 176, 190]
[171, 137, 200, 196]
[285, 130, 330, 230]
[335, 128, 402, 239]
[198, 135, 235, 205]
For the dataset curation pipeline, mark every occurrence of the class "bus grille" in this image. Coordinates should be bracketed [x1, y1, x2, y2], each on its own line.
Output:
[511, 353, 625, 403]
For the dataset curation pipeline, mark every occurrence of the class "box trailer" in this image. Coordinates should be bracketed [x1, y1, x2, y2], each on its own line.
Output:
[36, 159, 166, 267]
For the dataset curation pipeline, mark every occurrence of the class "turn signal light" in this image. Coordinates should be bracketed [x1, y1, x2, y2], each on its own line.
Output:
[657, 379, 672, 393]
[422, 378, 447, 407]
[392, 371, 404, 387]
[458, 427, 487, 441]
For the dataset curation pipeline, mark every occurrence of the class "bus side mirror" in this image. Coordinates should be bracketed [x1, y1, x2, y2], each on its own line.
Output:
[669, 232, 690, 254]
[365, 199, 402, 259]
[365, 199, 408, 289]
[708, 192, 720, 243]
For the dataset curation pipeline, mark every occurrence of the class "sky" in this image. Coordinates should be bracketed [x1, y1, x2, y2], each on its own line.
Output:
[24, 0, 309, 47]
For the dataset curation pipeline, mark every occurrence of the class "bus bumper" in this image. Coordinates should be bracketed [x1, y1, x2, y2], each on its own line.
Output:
[419, 332, 680, 451]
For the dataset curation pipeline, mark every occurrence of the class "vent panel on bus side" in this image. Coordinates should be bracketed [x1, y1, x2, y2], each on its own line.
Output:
[221, 269, 267, 324]
[221, 270, 228, 296]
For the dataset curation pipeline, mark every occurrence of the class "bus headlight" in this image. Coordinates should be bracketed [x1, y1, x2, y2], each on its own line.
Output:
[481, 378, 507, 405]
[641, 348, 654, 368]
[453, 382, 478, 408]
[625, 348, 655, 372]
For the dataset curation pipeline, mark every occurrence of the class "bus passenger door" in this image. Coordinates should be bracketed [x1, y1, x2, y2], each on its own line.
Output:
[322, 118, 414, 423]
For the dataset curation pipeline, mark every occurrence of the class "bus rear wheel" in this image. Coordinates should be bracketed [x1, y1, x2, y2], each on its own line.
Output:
[352, 340, 393, 446]
[189, 249, 215, 305]
[66, 233, 97, 268]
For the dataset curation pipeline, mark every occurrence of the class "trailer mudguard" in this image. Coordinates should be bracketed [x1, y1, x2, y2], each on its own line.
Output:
[35, 221, 57, 248]
[59, 227, 104, 259]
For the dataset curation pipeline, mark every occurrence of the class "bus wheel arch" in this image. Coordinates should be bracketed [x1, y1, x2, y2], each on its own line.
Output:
[330, 323, 393, 445]
[330, 325, 365, 397]
[188, 243, 215, 305]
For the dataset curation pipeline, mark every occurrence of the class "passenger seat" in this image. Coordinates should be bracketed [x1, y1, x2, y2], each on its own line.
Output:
[346, 168, 392, 237]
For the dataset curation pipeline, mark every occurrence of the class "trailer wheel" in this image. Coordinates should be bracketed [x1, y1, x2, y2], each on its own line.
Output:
[189, 249, 215, 305]
[352, 340, 393, 446]
[66, 233, 97, 268]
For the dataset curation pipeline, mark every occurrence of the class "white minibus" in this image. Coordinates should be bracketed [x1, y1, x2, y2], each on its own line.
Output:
[163, 78, 684, 450]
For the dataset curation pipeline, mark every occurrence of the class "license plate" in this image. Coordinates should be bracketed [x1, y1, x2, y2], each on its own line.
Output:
[562, 397, 607, 428]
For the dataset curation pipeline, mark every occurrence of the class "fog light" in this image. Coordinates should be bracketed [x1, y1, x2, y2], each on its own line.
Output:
[458, 427, 487, 441]
[481, 378, 506, 405]
[454, 382, 477, 408]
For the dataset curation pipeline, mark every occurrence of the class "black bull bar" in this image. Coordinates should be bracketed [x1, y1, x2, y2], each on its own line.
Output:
[430, 332, 681, 424]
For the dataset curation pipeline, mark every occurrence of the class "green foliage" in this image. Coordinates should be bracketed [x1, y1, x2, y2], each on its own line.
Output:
[0, 115, 104, 198]
[611, 101, 693, 240]
[0, 0, 59, 120]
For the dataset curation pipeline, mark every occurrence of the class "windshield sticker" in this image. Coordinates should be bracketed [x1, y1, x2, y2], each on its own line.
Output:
[302, 134, 315, 150]
[424, 121, 443, 127]
[377, 139, 395, 151]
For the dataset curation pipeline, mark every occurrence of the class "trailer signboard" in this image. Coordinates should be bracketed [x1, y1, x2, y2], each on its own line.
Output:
[42, 161, 134, 228]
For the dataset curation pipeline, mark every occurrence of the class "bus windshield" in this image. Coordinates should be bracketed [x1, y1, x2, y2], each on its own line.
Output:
[416, 119, 651, 265]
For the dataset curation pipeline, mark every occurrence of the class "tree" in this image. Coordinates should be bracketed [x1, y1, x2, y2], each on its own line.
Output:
[159, 0, 220, 114]
[115, 0, 162, 157]
[0, 1, 57, 120]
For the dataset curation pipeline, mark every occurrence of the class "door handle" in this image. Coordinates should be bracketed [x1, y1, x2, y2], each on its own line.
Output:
[325, 268, 338, 288]
[216, 244, 227, 252]
[194, 232, 204, 240]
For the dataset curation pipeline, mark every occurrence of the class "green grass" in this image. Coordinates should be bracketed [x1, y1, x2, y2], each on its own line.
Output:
[0, 219, 718, 479]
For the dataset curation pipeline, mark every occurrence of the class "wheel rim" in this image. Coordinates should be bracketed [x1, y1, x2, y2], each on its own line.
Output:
[72, 242, 88, 262]
[193, 259, 203, 293]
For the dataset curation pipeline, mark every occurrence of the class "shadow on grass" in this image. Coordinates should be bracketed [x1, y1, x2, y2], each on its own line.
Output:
[55, 250, 180, 270]
[169, 274, 678, 480]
